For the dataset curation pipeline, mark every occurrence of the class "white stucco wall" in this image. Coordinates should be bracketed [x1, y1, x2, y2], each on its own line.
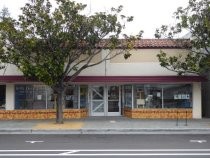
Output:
[0, 64, 23, 76]
[1, 49, 183, 77]
[79, 49, 178, 76]
[192, 82, 202, 119]
[1, 61, 177, 76]
[79, 62, 177, 76]
[5, 84, 15, 110]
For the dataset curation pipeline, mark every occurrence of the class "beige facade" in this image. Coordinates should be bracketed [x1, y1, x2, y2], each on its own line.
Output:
[0, 49, 189, 77]
[0, 43, 203, 119]
[79, 49, 189, 76]
[193, 82, 202, 118]
[111, 49, 189, 63]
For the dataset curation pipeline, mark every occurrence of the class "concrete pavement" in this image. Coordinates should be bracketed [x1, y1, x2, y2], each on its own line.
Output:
[0, 117, 210, 134]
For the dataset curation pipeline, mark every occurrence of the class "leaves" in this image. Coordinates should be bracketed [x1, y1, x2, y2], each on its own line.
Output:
[0, 0, 139, 87]
[0, 0, 141, 123]
[155, 0, 210, 75]
[157, 50, 201, 75]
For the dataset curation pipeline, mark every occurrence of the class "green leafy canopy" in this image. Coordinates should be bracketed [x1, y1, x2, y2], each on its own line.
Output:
[0, 0, 142, 123]
[0, 0, 142, 88]
[155, 0, 210, 75]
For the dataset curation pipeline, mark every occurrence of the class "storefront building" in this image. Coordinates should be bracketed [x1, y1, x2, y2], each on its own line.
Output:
[0, 39, 205, 120]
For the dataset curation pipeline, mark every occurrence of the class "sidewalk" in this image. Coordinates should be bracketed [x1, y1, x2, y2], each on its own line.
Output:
[0, 117, 210, 134]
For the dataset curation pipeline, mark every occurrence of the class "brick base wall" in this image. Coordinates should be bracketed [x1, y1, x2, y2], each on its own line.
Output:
[0, 109, 88, 120]
[123, 108, 192, 119]
[0, 108, 192, 120]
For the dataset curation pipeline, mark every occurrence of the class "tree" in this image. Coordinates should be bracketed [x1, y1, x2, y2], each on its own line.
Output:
[155, 0, 210, 75]
[0, 7, 10, 70]
[0, 0, 141, 123]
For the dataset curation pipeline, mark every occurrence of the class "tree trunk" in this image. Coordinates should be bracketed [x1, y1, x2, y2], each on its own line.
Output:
[55, 88, 65, 124]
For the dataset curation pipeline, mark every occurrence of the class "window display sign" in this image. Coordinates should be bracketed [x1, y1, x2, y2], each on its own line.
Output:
[37, 95, 42, 100]
[174, 94, 190, 100]
[157, 92, 161, 97]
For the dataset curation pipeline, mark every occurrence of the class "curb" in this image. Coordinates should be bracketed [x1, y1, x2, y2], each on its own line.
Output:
[1, 128, 210, 134]
[0, 129, 32, 134]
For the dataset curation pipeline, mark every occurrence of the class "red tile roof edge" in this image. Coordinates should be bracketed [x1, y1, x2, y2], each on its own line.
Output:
[98, 39, 191, 49]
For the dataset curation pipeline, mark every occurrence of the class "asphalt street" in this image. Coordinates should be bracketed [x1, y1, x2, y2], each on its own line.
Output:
[0, 134, 210, 157]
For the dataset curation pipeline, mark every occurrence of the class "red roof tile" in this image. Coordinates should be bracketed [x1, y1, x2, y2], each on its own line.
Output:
[133, 39, 190, 48]
[97, 39, 190, 49]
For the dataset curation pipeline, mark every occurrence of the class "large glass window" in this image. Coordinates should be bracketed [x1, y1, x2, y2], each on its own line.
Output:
[124, 85, 132, 108]
[15, 85, 33, 109]
[46, 87, 54, 109]
[15, 84, 88, 110]
[134, 85, 162, 108]
[15, 85, 54, 109]
[0, 85, 6, 109]
[80, 85, 88, 109]
[126, 84, 192, 109]
[163, 84, 192, 108]
[133, 85, 144, 108]
[65, 85, 78, 109]
[144, 85, 162, 108]
[33, 85, 47, 109]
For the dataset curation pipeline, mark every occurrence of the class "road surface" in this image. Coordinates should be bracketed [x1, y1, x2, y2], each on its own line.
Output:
[0, 134, 209, 157]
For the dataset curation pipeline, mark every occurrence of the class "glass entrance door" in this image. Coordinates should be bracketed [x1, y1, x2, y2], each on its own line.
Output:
[107, 86, 120, 116]
[90, 85, 121, 116]
[91, 86, 105, 116]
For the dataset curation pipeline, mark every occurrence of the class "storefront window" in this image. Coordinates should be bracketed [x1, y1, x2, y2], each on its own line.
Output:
[133, 85, 144, 108]
[134, 85, 162, 108]
[163, 84, 192, 108]
[33, 85, 47, 109]
[15, 85, 54, 109]
[144, 85, 162, 108]
[14, 83, 192, 110]
[131, 84, 192, 109]
[46, 87, 54, 109]
[65, 85, 78, 109]
[15, 85, 32, 109]
[0, 85, 6, 109]
[124, 85, 132, 108]
[80, 85, 88, 109]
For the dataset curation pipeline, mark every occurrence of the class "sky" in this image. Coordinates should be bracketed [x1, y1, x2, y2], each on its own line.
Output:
[0, 0, 189, 38]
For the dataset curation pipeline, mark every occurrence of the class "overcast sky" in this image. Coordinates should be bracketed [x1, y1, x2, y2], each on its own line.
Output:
[0, 0, 189, 38]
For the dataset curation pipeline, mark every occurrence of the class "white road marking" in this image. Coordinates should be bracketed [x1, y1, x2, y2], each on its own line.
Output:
[190, 140, 207, 143]
[1, 149, 210, 152]
[25, 141, 44, 144]
[0, 149, 210, 156]
[60, 150, 79, 155]
[0, 153, 210, 156]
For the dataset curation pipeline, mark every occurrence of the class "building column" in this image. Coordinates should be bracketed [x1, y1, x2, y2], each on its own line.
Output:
[6, 84, 15, 110]
[192, 82, 202, 119]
